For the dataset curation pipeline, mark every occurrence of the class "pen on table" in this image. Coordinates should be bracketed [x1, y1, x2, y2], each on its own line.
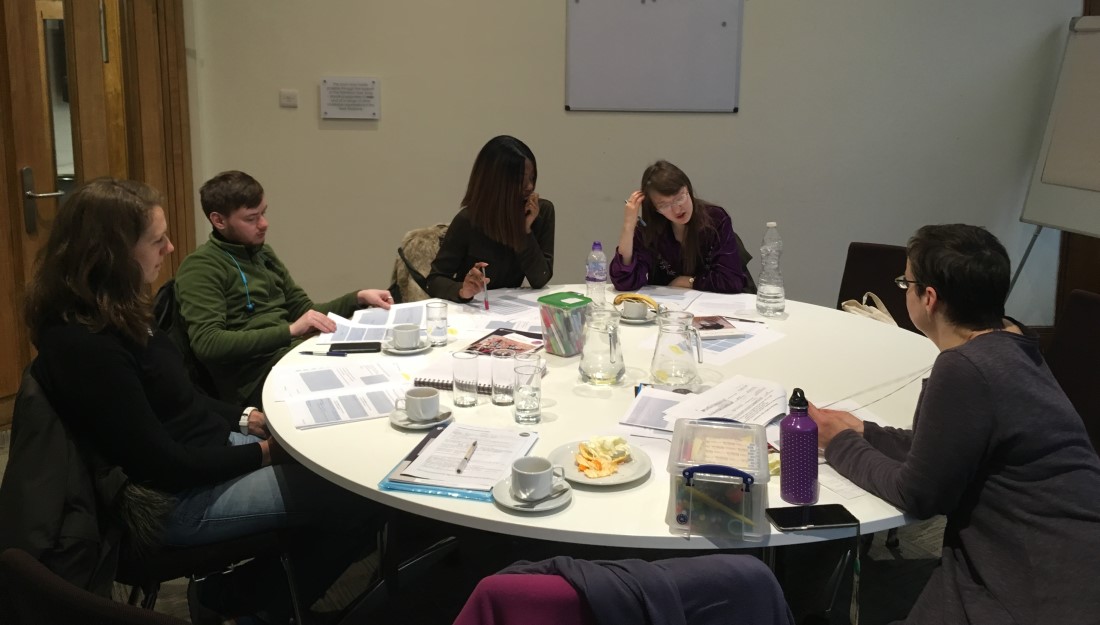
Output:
[299, 350, 348, 357]
[721, 316, 766, 325]
[456, 440, 478, 473]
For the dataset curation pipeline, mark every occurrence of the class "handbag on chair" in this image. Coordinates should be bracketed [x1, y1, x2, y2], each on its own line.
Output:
[841, 292, 897, 326]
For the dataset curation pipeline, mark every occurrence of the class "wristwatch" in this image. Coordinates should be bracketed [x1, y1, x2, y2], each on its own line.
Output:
[239, 406, 257, 434]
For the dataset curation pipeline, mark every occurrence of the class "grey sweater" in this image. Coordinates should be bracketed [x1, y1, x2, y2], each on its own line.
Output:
[826, 330, 1100, 625]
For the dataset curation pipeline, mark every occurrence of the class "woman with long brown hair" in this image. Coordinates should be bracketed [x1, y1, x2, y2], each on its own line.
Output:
[24, 178, 377, 623]
[610, 160, 748, 294]
[427, 135, 555, 302]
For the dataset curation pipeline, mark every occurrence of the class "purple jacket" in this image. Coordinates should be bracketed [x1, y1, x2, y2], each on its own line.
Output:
[609, 204, 748, 294]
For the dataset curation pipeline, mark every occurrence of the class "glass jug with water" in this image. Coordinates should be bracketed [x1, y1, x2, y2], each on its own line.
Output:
[650, 311, 702, 389]
[579, 309, 625, 385]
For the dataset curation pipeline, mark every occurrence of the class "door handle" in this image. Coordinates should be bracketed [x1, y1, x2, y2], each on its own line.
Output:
[20, 166, 63, 235]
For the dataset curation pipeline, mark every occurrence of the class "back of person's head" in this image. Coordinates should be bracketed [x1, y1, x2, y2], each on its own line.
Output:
[462, 135, 536, 251]
[25, 178, 163, 346]
[200, 170, 264, 219]
[638, 160, 712, 274]
[906, 224, 1010, 330]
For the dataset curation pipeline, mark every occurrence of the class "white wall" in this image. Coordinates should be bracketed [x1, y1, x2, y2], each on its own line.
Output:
[184, 0, 1079, 324]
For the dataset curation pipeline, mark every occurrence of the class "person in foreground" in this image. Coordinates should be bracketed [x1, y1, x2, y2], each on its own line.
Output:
[810, 224, 1100, 625]
[27, 178, 379, 622]
[176, 170, 393, 406]
[610, 160, 748, 294]
[426, 135, 555, 302]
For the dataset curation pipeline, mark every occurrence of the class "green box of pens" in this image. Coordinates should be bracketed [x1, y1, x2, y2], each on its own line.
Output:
[536, 292, 591, 357]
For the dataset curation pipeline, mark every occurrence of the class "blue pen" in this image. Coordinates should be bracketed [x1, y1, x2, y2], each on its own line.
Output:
[299, 351, 347, 357]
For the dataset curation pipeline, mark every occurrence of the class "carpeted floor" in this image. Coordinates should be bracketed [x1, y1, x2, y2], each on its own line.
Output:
[1, 430, 942, 624]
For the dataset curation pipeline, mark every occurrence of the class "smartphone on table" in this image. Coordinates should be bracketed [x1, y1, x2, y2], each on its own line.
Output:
[328, 341, 382, 354]
[765, 504, 859, 531]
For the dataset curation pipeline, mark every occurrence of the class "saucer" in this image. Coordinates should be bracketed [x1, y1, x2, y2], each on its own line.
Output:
[491, 476, 572, 513]
[382, 339, 432, 356]
[619, 310, 657, 325]
[389, 408, 453, 430]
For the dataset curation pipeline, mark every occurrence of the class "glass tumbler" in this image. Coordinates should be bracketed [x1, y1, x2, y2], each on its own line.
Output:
[426, 302, 448, 347]
[513, 365, 542, 424]
[452, 351, 480, 407]
[490, 348, 516, 406]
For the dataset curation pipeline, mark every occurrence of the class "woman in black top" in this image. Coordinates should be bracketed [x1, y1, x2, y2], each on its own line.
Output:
[25, 178, 377, 622]
[427, 135, 555, 302]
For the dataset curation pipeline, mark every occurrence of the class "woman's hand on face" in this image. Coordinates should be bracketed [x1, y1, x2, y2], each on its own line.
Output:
[623, 191, 645, 226]
[524, 193, 540, 233]
[458, 262, 489, 299]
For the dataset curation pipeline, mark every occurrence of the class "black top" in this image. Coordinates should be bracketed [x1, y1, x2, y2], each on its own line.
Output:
[426, 199, 555, 302]
[33, 322, 262, 493]
[826, 328, 1100, 624]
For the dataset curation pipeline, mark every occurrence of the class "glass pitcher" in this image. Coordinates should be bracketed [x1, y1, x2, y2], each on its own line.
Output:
[650, 313, 702, 389]
[579, 309, 625, 385]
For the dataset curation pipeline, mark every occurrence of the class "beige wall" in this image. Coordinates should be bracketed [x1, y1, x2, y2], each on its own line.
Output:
[184, 0, 1079, 324]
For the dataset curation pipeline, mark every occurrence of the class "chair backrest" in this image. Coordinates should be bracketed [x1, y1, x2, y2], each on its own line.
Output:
[734, 230, 757, 294]
[452, 574, 594, 625]
[0, 368, 128, 597]
[154, 280, 218, 396]
[835, 242, 918, 334]
[1046, 289, 1100, 451]
[389, 223, 448, 303]
[0, 547, 187, 625]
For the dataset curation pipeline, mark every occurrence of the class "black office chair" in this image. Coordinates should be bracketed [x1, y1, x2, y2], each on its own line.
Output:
[1046, 289, 1100, 451]
[0, 548, 188, 625]
[154, 279, 219, 397]
[836, 242, 918, 334]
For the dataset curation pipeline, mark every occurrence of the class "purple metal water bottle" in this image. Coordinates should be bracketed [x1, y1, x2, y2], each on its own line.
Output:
[780, 388, 819, 505]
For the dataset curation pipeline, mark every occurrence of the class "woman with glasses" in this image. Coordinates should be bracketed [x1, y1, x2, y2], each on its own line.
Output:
[811, 224, 1100, 624]
[609, 160, 748, 294]
[427, 135, 555, 302]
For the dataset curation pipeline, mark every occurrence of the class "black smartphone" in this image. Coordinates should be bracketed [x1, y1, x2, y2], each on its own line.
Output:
[328, 341, 381, 353]
[765, 504, 859, 531]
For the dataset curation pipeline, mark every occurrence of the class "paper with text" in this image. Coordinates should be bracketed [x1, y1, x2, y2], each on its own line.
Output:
[402, 424, 538, 491]
[665, 375, 787, 426]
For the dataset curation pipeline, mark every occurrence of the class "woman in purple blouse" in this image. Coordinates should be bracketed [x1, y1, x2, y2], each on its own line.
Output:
[610, 160, 749, 294]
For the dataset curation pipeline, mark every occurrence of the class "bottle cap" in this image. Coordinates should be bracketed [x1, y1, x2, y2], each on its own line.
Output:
[766, 221, 777, 228]
[592, 241, 603, 250]
[788, 388, 807, 409]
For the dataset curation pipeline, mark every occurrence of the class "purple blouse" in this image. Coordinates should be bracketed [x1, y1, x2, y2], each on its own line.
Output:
[609, 204, 748, 294]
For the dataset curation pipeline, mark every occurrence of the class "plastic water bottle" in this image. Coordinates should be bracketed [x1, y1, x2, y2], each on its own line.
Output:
[756, 222, 785, 317]
[780, 388, 819, 505]
[585, 241, 607, 307]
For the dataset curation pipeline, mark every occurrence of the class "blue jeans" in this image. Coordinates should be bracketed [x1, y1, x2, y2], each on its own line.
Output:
[163, 432, 380, 611]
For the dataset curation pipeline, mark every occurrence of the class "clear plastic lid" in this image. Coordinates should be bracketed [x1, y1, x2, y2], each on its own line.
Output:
[667, 418, 769, 483]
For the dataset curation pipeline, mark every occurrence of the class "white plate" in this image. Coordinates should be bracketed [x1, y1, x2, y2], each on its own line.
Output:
[491, 476, 572, 513]
[618, 310, 657, 325]
[547, 442, 653, 487]
[382, 339, 432, 356]
[389, 408, 453, 430]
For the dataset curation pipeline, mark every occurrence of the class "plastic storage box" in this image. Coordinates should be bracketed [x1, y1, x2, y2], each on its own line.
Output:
[537, 292, 591, 357]
[665, 418, 770, 542]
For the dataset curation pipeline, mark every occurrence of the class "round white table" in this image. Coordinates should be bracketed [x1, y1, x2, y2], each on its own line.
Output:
[263, 288, 938, 549]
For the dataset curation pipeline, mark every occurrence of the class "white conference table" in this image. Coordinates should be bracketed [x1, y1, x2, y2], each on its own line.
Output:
[264, 287, 938, 550]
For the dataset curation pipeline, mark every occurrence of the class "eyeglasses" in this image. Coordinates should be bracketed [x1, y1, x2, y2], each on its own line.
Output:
[653, 191, 689, 213]
[894, 275, 922, 290]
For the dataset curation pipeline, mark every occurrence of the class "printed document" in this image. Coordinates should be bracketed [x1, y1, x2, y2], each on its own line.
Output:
[402, 423, 538, 491]
[664, 375, 787, 426]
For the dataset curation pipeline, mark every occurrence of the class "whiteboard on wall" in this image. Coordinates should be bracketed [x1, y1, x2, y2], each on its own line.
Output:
[565, 0, 744, 113]
[1020, 17, 1100, 239]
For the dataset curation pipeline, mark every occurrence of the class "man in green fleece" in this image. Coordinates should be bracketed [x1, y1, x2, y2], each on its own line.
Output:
[176, 170, 393, 407]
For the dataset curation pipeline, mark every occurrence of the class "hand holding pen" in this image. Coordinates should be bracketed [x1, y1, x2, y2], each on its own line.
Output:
[459, 262, 490, 301]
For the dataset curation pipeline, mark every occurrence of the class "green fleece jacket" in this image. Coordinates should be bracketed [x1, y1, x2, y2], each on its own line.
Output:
[175, 234, 359, 405]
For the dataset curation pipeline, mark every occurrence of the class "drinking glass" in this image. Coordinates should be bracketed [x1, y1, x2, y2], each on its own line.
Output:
[426, 302, 448, 347]
[490, 348, 515, 406]
[452, 352, 480, 407]
[513, 365, 542, 424]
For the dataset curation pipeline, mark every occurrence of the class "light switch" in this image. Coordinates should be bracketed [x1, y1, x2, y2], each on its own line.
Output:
[279, 89, 299, 109]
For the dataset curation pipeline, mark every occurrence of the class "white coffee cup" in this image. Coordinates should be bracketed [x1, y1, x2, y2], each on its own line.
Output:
[395, 387, 440, 421]
[622, 300, 649, 320]
[510, 456, 566, 501]
[390, 323, 422, 350]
